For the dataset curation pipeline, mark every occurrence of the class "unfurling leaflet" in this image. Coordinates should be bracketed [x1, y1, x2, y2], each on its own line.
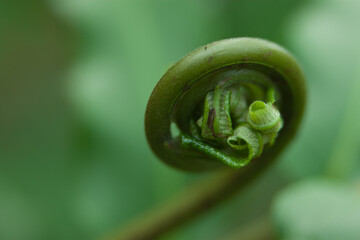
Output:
[183, 82, 283, 167]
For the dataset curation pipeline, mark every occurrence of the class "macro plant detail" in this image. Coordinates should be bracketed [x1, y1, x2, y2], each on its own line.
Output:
[6, 1, 360, 239]
[110, 37, 305, 240]
[145, 37, 305, 171]
[182, 78, 283, 168]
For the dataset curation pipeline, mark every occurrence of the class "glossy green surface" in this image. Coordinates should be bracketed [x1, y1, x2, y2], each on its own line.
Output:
[145, 38, 306, 171]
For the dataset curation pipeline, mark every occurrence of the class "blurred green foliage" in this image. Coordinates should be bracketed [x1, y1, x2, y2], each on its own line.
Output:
[273, 178, 360, 240]
[0, 0, 359, 239]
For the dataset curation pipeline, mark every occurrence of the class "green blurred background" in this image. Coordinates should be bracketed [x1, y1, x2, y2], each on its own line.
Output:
[1, 0, 360, 239]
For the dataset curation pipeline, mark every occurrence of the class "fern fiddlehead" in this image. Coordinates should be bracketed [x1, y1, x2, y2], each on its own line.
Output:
[146, 37, 305, 171]
[105, 38, 306, 240]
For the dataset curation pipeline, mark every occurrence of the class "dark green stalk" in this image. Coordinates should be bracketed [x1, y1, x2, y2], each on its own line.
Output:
[102, 38, 306, 240]
[102, 167, 272, 240]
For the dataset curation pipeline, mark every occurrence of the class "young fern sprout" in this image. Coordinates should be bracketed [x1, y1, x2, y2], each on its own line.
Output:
[146, 38, 306, 171]
[105, 38, 305, 240]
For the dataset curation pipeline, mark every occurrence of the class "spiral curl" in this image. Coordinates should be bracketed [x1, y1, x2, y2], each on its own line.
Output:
[145, 38, 306, 171]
